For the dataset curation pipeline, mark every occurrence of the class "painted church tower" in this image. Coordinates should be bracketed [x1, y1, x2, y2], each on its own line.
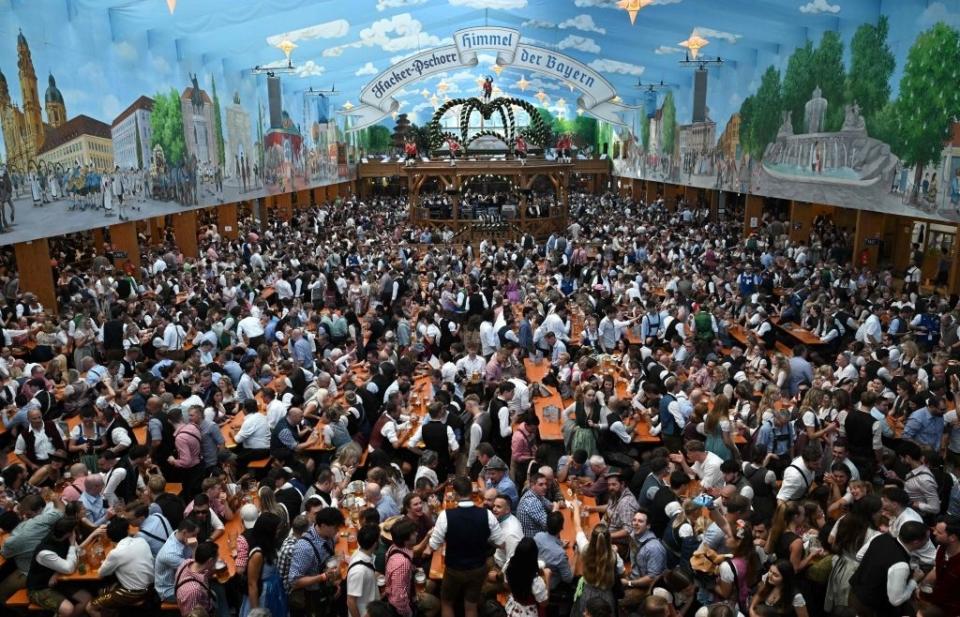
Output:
[45, 73, 66, 128]
[17, 29, 44, 151]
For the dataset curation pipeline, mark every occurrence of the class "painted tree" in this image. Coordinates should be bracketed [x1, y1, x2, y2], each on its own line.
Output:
[134, 116, 143, 170]
[572, 115, 598, 149]
[741, 67, 782, 159]
[211, 76, 226, 167]
[814, 31, 847, 132]
[894, 23, 960, 199]
[366, 125, 392, 153]
[780, 41, 816, 133]
[537, 107, 556, 146]
[738, 95, 755, 157]
[641, 110, 651, 152]
[847, 16, 895, 131]
[661, 91, 676, 156]
[150, 88, 186, 166]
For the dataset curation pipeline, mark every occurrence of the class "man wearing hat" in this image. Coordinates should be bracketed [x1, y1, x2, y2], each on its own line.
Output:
[484, 456, 518, 510]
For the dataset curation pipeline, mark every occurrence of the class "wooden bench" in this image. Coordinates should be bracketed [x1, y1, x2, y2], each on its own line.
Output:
[161, 601, 179, 612]
[247, 458, 270, 469]
[8, 588, 41, 611]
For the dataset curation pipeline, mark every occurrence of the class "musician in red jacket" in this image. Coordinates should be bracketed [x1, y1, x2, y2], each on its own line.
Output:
[403, 138, 417, 167]
[447, 137, 461, 167]
[515, 135, 528, 166]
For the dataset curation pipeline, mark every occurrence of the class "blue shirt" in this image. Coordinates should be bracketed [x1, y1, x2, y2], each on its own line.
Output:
[487, 475, 519, 510]
[288, 527, 335, 591]
[137, 511, 173, 556]
[198, 419, 224, 468]
[2, 404, 30, 431]
[223, 360, 243, 386]
[150, 359, 174, 380]
[376, 494, 400, 520]
[629, 530, 667, 580]
[534, 531, 572, 587]
[903, 407, 946, 450]
[155, 533, 190, 600]
[756, 421, 794, 457]
[79, 491, 109, 526]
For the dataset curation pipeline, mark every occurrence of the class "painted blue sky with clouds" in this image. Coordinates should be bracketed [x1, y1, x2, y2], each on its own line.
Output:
[0, 0, 958, 157]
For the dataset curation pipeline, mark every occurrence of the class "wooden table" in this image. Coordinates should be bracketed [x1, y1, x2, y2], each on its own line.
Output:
[771, 317, 823, 346]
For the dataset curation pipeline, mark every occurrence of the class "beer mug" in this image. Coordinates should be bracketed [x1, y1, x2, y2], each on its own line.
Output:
[415, 568, 427, 594]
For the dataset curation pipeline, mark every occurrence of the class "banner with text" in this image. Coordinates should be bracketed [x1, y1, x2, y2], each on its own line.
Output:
[347, 27, 626, 131]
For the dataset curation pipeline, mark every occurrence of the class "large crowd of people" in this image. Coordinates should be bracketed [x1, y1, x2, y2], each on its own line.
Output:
[0, 187, 957, 617]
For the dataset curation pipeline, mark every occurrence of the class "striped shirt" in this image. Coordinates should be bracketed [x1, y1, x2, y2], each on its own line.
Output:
[277, 533, 300, 593]
[384, 546, 415, 617]
[174, 560, 213, 616]
[287, 527, 334, 591]
[517, 490, 551, 538]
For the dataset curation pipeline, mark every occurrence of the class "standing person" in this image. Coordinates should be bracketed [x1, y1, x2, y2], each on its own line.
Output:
[927, 517, 960, 615]
[174, 541, 220, 617]
[240, 512, 287, 617]
[288, 507, 345, 617]
[155, 519, 200, 603]
[168, 407, 203, 497]
[426, 476, 505, 617]
[850, 521, 930, 617]
[503, 537, 549, 615]
[383, 518, 419, 617]
[346, 524, 381, 617]
[87, 518, 155, 617]
[569, 502, 623, 615]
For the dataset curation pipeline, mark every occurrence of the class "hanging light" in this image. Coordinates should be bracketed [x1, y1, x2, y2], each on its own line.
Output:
[617, 0, 654, 25]
[516, 75, 530, 92]
[679, 29, 710, 60]
[342, 101, 355, 111]
[276, 38, 298, 63]
[166, 0, 177, 14]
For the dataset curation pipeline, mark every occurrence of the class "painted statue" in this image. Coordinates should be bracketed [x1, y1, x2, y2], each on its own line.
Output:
[804, 86, 827, 134]
[482, 76, 493, 102]
[842, 102, 866, 132]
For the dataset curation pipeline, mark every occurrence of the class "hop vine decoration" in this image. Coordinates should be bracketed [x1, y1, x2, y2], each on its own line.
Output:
[427, 96, 549, 155]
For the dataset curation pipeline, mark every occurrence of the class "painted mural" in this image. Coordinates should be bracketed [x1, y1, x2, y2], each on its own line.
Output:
[0, 9, 352, 246]
[613, 1, 960, 224]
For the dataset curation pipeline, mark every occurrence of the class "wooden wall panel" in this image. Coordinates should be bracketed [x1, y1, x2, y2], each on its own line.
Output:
[109, 221, 141, 279]
[172, 212, 198, 259]
[219, 203, 239, 240]
[14, 238, 56, 313]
